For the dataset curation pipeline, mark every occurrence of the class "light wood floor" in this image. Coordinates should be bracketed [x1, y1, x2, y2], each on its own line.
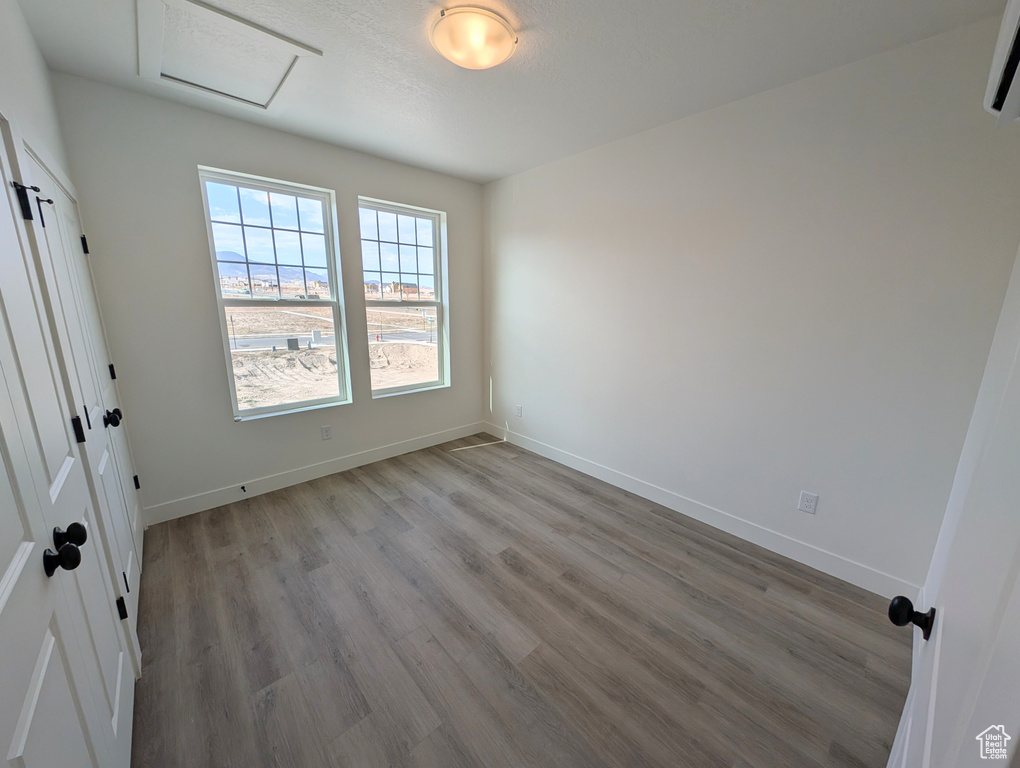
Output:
[132, 433, 910, 768]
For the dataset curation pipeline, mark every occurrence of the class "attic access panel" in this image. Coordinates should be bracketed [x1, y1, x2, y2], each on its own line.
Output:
[137, 0, 322, 109]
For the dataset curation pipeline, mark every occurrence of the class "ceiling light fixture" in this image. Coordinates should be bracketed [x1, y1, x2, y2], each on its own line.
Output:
[430, 7, 517, 70]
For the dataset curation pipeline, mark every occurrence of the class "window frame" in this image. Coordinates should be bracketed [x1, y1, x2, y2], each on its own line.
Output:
[199, 166, 353, 420]
[358, 197, 450, 398]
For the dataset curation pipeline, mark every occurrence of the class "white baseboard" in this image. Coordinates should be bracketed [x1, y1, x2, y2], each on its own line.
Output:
[143, 422, 489, 526]
[485, 423, 918, 599]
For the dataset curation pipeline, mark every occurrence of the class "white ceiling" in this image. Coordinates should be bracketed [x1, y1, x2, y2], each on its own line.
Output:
[157, 4, 299, 105]
[22, 0, 1005, 183]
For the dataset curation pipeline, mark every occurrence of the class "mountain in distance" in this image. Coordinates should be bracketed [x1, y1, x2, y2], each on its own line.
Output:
[305, 268, 328, 283]
[256, 265, 301, 282]
[217, 251, 327, 284]
[217, 250, 245, 263]
[216, 259, 247, 278]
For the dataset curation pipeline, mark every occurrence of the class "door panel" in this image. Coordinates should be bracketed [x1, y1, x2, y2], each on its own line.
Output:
[0, 201, 78, 488]
[67, 505, 125, 728]
[8, 627, 94, 768]
[1, 118, 132, 768]
[0, 485, 25, 579]
[0, 260, 104, 768]
[20, 151, 141, 671]
[95, 447, 138, 621]
[52, 196, 144, 560]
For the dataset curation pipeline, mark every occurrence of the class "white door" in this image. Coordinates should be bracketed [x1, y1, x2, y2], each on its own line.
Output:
[0, 116, 133, 768]
[17, 148, 142, 671]
[50, 180, 144, 561]
[886, 244, 1020, 767]
[0, 287, 105, 768]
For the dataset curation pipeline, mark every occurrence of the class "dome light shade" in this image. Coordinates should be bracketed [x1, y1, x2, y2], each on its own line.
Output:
[430, 7, 517, 70]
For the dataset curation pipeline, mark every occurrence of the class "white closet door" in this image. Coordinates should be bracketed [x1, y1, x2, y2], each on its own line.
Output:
[1, 118, 133, 768]
[0, 328, 103, 768]
[60, 196, 144, 561]
[20, 150, 142, 672]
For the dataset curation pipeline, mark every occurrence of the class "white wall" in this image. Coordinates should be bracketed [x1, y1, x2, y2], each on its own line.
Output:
[52, 75, 485, 523]
[483, 17, 1020, 597]
[0, 0, 66, 166]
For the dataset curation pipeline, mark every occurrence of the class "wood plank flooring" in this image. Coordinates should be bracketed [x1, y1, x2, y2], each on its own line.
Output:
[131, 433, 910, 768]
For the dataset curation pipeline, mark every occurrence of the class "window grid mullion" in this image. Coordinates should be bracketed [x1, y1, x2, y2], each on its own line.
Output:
[298, 199, 309, 296]
[364, 238, 436, 303]
[222, 303, 338, 314]
[266, 190, 283, 300]
[401, 213, 415, 300]
[235, 186, 254, 296]
[364, 301, 439, 307]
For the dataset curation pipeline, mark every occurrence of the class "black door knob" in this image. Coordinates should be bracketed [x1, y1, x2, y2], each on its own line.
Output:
[103, 408, 122, 428]
[53, 522, 88, 549]
[888, 595, 936, 641]
[43, 542, 82, 577]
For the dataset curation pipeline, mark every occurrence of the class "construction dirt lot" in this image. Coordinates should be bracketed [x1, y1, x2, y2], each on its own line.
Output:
[223, 306, 433, 337]
[224, 305, 438, 407]
[231, 342, 438, 408]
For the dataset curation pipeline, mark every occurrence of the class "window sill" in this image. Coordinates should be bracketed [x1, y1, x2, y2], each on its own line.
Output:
[371, 381, 450, 400]
[233, 397, 352, 422]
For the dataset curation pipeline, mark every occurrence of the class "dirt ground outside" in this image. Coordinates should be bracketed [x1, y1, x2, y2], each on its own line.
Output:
[369, 342, 439, 390]
[224, 306, 334, 337]
[366, 307, 436, 336]
[231, 348, 339, 409]
[223, 306, 434, 340]
[230, 341, 438, 408]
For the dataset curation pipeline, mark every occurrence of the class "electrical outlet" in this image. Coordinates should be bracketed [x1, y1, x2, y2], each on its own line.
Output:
[798, 491, 818, 514]
[321, 425, 332, 440]
[515, 404, 523, 418]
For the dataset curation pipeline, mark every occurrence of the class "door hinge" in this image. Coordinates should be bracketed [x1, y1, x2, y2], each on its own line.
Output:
[133, 474, 140, 490]
[71, 416, 86, 444]
[116, 596, 128, 621]
[122, 571, 130, 593]
[81, 235, 89, 254]
[108, 363, 117, 380]
[11, 181, 38, 221]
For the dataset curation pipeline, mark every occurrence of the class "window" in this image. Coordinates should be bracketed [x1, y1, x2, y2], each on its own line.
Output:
[199, 168, 351, 418]
[358, 198, 449, 396]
